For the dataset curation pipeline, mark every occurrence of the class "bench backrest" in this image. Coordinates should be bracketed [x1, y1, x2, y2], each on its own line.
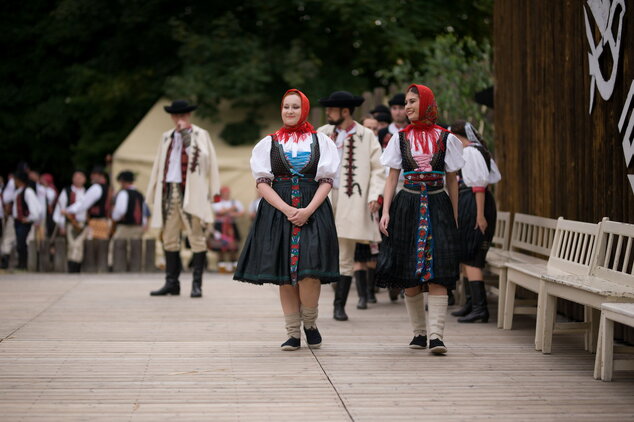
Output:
[592, 220, 634, 286]
[547, 217, 604, 275]
[510, 213, 558, 259]
[491, 211, 511, 250]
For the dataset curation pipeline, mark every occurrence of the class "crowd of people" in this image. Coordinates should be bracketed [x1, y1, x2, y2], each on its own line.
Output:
[1, 84, 501, 355]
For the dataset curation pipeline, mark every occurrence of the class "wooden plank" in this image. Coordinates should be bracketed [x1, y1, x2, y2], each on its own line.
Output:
[27, 240, 37, 272]
[53, 238, 66, 273]
[111, 239, 127, 273]
[129, 239, 142, 272]
[143, 239, 156, 272]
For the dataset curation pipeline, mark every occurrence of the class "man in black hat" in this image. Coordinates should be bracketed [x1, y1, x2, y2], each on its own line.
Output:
[318, 91, 386, 321]
[146, 100, 220, 298]
[109, 170, 147, 268]
[378, 93, 408, 148]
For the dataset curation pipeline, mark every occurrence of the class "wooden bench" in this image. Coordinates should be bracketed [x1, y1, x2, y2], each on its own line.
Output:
[481, 211, 511, 328]
[594, 303, 634, 381]
[539, 220, 634, 355]
[504, 217, 602, 352]
[492, 213, 558, 329]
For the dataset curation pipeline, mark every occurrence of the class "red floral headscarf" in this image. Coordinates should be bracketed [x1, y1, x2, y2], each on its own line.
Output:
[273, 89, 316, 143]
[401, 84, 450, 154]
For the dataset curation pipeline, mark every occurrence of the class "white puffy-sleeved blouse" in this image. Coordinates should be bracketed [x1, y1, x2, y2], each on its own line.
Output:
[461, 145, 502, 189]
[250, 132, 340, 182]
[380, 129, 465, 173]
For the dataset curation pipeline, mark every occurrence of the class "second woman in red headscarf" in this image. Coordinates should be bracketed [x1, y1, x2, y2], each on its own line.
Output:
[234, 89, 341, 352]
[376, 84, 465, 355]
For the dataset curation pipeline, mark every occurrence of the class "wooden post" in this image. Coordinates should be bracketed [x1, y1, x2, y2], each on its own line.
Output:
[112, 239, 127, 272]
[54, 238, 67, 272]
[129, 239, 142, 272]
[95, 239, 109, 273]
[27, 240, 38, 272]
[38, 240, 51, 272]
[82, 240, 96, 273]
[143, 238, 156, 272]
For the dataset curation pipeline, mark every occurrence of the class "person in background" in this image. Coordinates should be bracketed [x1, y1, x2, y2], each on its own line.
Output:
[210, 186, 244, 272]
[248, 190, 262, 221]
[1, 168, 22, 269]
[318, 90, 386, 321]
[109, 170, 147, 268]
[65, 166, 112, 241]
[12, 171, 42, 269]
[449, 120, 501, 323]
[375, 112, 391, 133]
[145, 100, 220, 298]
[40, 173, 58, 238]
[53, 170, 87, 272]
[362, 116, 379, 136]
[378, 93, 408, 149]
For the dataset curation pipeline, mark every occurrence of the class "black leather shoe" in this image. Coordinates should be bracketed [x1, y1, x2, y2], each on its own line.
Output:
[409, 335, 427, 349]
[150, 283, 180, 296]
[151, 251, 181, 296]
[429, 338, 447, 355]
[304, 327, 322, 349]
[389, 288, 400, 302]
[367, 268, 377, 303]
[458, 281, 489, 323]
[280, 337, 301, 351]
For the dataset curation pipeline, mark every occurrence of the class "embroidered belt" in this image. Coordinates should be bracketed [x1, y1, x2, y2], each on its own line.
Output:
[274, 176, 316, 285]
[403, 171, 445, 283]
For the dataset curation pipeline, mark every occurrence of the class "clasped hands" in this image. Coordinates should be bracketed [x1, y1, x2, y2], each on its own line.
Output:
[284, 206, 312, 227]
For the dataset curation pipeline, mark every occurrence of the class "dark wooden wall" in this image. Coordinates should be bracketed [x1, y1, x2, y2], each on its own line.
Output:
[494, 0, 634, 223]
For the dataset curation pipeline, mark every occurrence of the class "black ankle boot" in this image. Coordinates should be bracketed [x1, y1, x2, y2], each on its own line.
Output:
[458, 281, 489, 323]
[354, 270, 368, 310]
[151, 251, 181, 296]
[0, 254, 9, 269]
[389, 288, 400, 302]
[451, 278, 472, 317]
[190, 252, 205, 298]
[333, 276, 352, 321]
[367, 268, 377, 303]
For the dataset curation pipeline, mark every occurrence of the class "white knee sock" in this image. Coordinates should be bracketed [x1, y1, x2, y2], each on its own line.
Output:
[301, 305, 318, 329]
[284, 312, 301, 339]
[404, 292, 427, 336]
[428, 295, 448, 340]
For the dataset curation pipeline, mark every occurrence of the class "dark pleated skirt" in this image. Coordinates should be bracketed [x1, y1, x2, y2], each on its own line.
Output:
[458, 188, 497, 268]
[376, 189, 460, 290]
[234, 179, 340, 285]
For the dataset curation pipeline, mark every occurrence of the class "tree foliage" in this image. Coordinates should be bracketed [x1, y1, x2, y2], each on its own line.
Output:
[0, 0, 492, 184]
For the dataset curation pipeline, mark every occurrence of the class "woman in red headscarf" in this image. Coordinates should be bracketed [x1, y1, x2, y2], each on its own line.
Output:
[234, 89, 340, 351]
[376, 84, 465, 355]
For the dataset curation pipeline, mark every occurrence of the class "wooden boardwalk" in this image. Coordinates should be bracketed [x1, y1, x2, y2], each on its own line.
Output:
[0, 273, 633, 421]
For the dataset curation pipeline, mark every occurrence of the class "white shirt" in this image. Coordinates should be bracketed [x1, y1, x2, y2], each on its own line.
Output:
[387, 122, 405, 135]
[250, 132, 340, 182]
[380, 130, 465, 173]
[66, 184, 103, 215]
[461, 145, 502, 188]
[165, 130, 192, 183]
[12, 186, 42, 223]
[212, 199, 244, 216]
[249, 198, 262, 216]
[53, 186, 87, 228]
[2, 178, 16, 204]
[112, 186, 147, 224]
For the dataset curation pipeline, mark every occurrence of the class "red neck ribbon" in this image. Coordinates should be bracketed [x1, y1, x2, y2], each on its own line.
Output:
[401, 84, 450, 154]
[273, 89, 316, 143]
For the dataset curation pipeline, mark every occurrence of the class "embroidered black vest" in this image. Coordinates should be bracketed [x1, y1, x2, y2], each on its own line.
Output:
[88, 183, 110, 219]
[118, 189, 144, 226]
[399, 131, 448, 172]
[270, 134, 320, 179]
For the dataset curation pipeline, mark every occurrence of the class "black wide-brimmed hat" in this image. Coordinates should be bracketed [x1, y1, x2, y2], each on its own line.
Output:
[370, 104, 390, 115]
[375, 112, 392, 123]
[164, 100, 198, 114]
[117, 170, 135, 183]
[388, 93, 406, 106]
[319, 91, 365, 108]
